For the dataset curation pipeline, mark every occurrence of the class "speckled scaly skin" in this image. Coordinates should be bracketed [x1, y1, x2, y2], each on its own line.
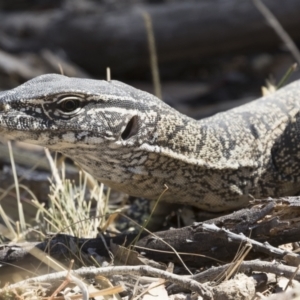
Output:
[0, 74, 300, 212]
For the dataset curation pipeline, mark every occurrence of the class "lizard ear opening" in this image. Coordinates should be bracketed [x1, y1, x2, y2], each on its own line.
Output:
[121, 115, 139, 140]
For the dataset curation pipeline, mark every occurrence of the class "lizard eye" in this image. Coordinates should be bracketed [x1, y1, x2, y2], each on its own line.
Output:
[57, 96, 82, 114]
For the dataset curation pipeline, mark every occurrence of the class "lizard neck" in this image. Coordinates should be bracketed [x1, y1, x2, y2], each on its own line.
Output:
[271, 110, 300, 181]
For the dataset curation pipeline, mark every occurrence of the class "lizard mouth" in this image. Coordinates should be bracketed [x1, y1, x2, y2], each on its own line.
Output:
[0, 115, 39, 130]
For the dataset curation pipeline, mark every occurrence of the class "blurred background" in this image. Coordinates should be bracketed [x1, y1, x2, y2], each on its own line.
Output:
[0, 0, 300, 223]
[0, 0, 300, 117]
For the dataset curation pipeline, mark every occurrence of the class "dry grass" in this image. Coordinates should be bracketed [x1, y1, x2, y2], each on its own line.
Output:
[0, 142, 115, 299]
[0, 144, 111, 242]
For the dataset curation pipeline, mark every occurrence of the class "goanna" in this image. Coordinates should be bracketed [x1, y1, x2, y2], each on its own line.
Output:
[0, 74, 300, 211]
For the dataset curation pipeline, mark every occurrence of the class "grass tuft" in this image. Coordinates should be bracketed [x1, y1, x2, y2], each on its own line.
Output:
[0, 144, 112, 241]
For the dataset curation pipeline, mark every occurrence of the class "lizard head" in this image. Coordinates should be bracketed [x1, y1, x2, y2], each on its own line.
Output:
[0, 74, 204, 205]
[0, 74, 161, 151]
[0, 73, 174, 189]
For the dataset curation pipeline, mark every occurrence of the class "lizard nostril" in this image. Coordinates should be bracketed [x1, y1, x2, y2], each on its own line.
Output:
[121, 115, 139, 140]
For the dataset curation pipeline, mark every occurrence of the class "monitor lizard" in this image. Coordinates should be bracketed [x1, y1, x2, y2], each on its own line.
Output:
[0, 74, 300, 212]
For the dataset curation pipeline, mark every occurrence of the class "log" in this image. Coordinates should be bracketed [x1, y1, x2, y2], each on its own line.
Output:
[2, 197, 300, 275]
[135, 198, 300, 266]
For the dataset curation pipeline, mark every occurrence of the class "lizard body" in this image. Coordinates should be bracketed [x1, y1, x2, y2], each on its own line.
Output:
[0, 74, 300, 212]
